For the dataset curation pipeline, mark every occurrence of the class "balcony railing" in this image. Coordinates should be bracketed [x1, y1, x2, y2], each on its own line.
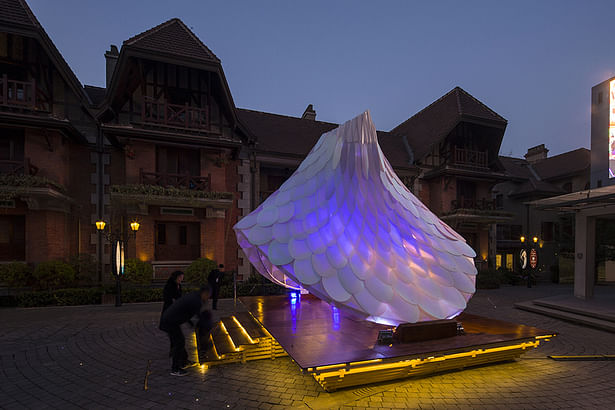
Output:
[140, 169, 211, 191]
[453, 147, 488, 169]
[0, 158, 38, 176]
[141, 97, 209, 130]
[0, 75, 36, 109]
[451, 197, 496, 211]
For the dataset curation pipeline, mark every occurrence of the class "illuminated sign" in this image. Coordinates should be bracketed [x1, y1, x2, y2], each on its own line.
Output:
[609, 80, 615, 178]
[530, 248, 538, 269]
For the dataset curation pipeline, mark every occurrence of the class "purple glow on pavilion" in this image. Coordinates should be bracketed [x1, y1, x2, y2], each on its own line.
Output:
[234, 111, 477, 324]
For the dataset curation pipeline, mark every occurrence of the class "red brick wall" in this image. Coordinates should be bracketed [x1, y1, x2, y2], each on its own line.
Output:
[24, 129, 70, 186]
[26, 210, 70, 263]
[125, 142, 155, 184]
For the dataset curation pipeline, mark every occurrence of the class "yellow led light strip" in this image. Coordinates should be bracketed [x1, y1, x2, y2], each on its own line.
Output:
[219, 321, 240, 352]
[231, 316, 257, 344]
[313, 339, 542, 378]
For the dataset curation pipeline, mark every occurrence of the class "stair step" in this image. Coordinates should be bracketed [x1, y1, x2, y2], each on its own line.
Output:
[514, 301, 615, 333]
[221, 316, 257, 347]
[211, 322, 237, 355]
[234, 312, 270, 339]
[533, 300, 615, 323]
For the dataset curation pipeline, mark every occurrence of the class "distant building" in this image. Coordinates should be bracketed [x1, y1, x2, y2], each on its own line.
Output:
[494, 147, 590, 281]
[530, 76, 615, 297]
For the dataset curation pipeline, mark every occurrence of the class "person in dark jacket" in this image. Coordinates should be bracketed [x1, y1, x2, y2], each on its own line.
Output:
[207, 264, 224, 310]
[160, 285, 211, 376]
[160, 271, 184, 356]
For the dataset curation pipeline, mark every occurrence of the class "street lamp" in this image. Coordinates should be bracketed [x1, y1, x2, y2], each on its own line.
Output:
[96, 218, 140, 307]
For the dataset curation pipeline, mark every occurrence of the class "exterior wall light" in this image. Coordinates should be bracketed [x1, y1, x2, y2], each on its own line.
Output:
[130, 221, 140, 232]
[96, 220, 106, 231]
[520, 236, 525, 243]
[532, 236, 538, 243]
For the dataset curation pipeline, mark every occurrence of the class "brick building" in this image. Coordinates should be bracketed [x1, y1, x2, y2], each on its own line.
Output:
[0, 0, 97, 265]
[2, 0, 573, 282]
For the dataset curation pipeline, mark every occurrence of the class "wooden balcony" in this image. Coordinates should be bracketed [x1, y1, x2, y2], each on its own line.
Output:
[0, 75, 36, 109]
[451, 197, 496, 211]
[141, 97, 209, 130]
[0, 158, 38, 176]
[140, 169, 211, 191]
[453, 147, 488, 169]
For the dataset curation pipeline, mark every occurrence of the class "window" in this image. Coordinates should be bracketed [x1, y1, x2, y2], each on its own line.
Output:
[495, 254, 502, 269]
[495, 194, 503, 210]
[157, 223, 166, 245]
[563, 182, 572, 193]
[179, 225, 187, 245]
[541, 222, 554, 242]
[506, 254, 513, 271]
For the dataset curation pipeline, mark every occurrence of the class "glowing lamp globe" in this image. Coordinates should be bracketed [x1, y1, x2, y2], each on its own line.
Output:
[234, 111, 477, 324]
[96, 220, 106, 231]
[130, 221, 140, 232]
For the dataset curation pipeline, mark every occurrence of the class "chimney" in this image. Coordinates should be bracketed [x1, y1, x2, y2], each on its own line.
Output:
[524, 144, 549, 164]
[104, 45, 119, 88]
[301, 104, 316, 121]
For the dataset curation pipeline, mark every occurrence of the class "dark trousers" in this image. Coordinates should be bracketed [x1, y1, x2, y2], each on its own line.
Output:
[166, 324, 187, 371]
[209, 282, 219, 309]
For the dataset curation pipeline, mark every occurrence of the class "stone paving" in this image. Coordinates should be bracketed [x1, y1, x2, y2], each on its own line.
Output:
[1, 285, 614, 409]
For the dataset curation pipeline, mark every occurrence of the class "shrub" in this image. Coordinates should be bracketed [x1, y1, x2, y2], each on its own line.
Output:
[69, 254, 98, 286]
[32, 261, 75, 290]
[123, 259, 153, 284]
[476, 269, 501, 289]
[500, 268, 523, 286]
[185, 258, 217, 285]
[121, 287, 163, 303]
[15, 288, 103, 307]
[0, 262, 32, 287]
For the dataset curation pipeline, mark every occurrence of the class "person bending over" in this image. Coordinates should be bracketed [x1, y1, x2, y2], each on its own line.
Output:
[160, 284, 211, 376]
[207, 264, 224, 310]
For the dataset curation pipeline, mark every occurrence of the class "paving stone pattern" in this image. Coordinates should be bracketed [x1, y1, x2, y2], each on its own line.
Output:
[1, 285, 614, 409]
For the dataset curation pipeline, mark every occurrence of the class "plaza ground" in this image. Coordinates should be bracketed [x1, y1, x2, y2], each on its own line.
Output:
[1, 284, 614, 409]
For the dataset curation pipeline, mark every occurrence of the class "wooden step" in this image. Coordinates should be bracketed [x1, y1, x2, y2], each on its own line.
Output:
[221, 316, 256, 347]
[234, 312, 270, 339]
[210, 322, 237, 355]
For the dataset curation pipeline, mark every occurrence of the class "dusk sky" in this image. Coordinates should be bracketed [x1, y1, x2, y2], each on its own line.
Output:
[28, 0, 615, 158]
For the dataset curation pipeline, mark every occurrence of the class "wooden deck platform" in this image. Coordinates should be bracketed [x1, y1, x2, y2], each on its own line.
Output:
[239, 294, 556, 391]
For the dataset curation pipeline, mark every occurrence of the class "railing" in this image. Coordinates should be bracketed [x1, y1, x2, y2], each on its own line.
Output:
[0, 75, 36, 109]
[451, 197, 496, 211]
[453, 147, 488, 169]
[0, 158, 38, 176]
[140, 169, 211, 191]
[141, 97, 209, 130]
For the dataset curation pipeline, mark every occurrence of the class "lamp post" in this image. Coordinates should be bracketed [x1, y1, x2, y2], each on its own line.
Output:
[95, 218, 140, 307]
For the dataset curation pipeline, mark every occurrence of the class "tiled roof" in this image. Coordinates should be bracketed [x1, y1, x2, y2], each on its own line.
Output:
[83, 85, 106, 106]
[532, 148, 590, 180]
[237, 108, 413, 169]
[499, 156, 533, 179]
[391, 87, 507, 161]
[499, 148, 590, 198]
[0, 0, 37, 26]
[123, 18, 220, 63]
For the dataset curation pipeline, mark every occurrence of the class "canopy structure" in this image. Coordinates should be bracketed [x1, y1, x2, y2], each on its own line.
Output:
[234, 111, 477, 324]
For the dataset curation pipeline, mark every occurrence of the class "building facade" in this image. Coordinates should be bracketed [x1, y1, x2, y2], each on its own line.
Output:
[494, 146, 590, 282]
[2, 0, 552, 282]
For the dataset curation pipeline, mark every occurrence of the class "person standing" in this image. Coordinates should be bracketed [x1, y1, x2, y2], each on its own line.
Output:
[207, 264, 224, 310]
[160, 271, 184, 356]
[160, 285, 211, 376]
[161, 270, 183, 314]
